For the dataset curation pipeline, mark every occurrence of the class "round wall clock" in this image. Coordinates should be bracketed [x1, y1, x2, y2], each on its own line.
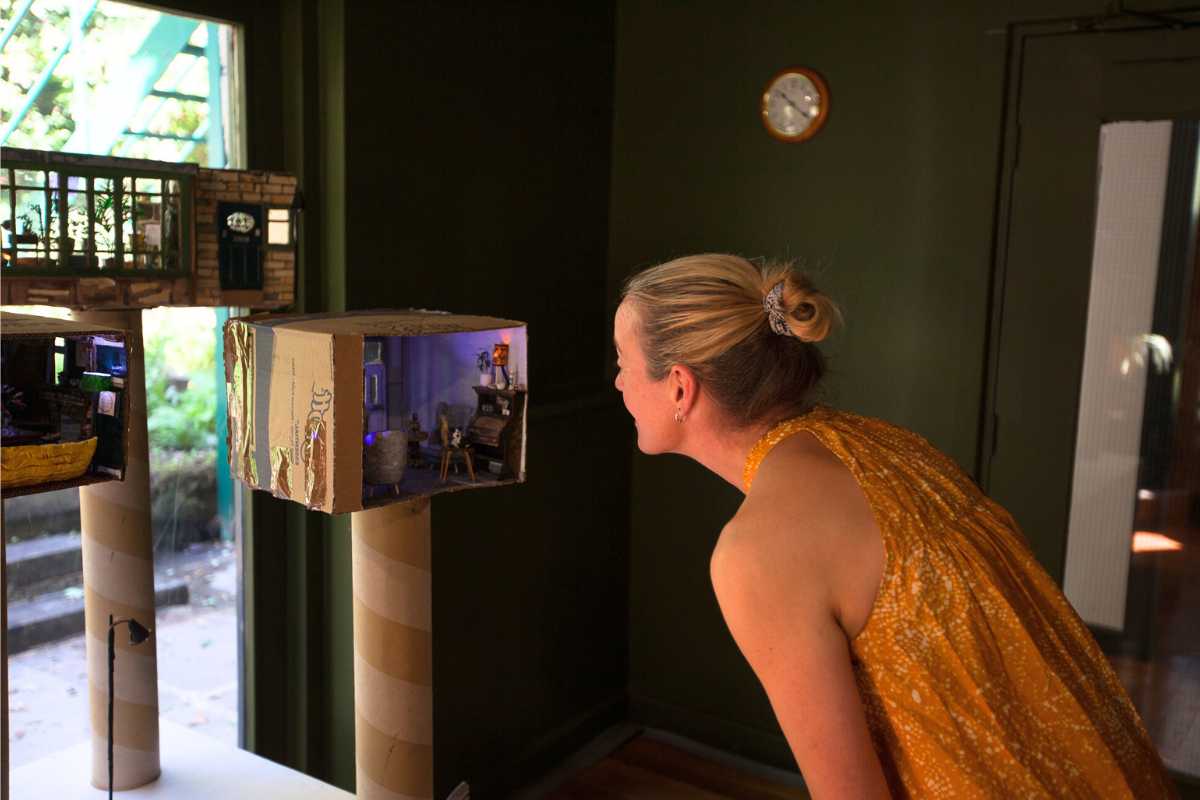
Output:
[761, 67, 829, 143]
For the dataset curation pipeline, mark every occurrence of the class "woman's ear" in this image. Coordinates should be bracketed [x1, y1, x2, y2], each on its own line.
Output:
[667, 364, 699, 415]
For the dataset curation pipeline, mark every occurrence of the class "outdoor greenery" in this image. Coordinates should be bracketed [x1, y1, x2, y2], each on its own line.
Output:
[150, 446, 219, 548]
[3, 0, 230, 543]
[1, 0, 215, 163]
[139, 307, 223, 546]
[144, 306, 218, 451]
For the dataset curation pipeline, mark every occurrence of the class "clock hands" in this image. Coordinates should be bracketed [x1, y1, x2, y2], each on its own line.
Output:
[762, 69, 827, 141]
[776, 90, 814, 118]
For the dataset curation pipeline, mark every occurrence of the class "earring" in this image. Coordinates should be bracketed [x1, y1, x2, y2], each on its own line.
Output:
[675, 408, 686, 423]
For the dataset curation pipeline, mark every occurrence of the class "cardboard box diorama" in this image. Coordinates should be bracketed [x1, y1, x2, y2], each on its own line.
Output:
[225, 309, 527, 513]
[0, 312, 130, 497]
[1, 147, 297, 310]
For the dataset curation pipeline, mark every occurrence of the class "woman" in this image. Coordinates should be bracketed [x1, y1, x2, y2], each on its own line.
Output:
[613, 253, 1177, 799]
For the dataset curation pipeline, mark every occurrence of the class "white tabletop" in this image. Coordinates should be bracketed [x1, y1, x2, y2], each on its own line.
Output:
[11, 720, 355, 800]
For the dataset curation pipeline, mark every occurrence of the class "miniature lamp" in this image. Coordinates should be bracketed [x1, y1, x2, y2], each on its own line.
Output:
[492, 343, 509, 387]
[491, 343, 508, 366]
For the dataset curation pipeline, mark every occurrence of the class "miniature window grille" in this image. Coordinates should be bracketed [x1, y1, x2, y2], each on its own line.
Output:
[1, 163, 189, 274]
[265, 207, 292, 247]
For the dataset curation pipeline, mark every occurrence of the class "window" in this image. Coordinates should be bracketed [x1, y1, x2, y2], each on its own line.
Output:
[2, 1, 244, 773]
[265, 206, 292, 247]
[2, 164, 190, 274]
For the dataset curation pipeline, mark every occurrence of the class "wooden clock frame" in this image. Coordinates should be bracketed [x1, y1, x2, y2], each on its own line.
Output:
[761, 66, 830, 143]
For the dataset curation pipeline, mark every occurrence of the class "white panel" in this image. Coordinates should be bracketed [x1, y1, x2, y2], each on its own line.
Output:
[1063, 121, 1173, 630]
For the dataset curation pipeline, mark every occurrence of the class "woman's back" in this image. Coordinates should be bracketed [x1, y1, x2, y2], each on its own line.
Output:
[744, 407, 1178, 800]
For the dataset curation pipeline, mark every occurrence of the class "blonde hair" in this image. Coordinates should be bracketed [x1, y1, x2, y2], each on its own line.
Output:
[620, 253, 840, 427]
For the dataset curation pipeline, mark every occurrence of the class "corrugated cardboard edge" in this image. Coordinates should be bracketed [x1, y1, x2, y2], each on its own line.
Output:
[1, 312, 131, 341]
[358, 476, 523, 511]
[332, 333, 365, 514]
[240, 308, 524, 337]
[0, 472, 117, 499]
[0, 312, 133, 496]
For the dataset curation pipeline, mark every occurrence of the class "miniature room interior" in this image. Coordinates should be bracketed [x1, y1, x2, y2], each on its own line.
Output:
[2, 318, 129, 491]
[360, 326, 528, 500]
[3, 2, 1200, 800]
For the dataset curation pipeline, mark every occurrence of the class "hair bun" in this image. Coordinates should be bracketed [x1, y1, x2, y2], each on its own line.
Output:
[780, 275, 839, 343]
[620, 253, 835, 428]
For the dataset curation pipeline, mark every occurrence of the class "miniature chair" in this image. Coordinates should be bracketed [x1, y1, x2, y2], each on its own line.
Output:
[438, 414, 475, 483]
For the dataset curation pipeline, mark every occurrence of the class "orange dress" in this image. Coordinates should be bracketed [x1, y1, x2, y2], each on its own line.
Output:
[743, 407, 1178, 800]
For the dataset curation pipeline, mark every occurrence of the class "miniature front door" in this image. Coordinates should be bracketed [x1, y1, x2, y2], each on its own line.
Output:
[218, 201, 265, 290]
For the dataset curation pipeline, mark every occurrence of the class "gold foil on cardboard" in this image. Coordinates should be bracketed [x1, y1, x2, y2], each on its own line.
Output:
[302, 417, 327, 510]
[224, 322, 257, 486]
[270, 446, 292, 499]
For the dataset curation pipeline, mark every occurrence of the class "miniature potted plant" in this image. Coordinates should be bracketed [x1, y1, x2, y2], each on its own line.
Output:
[11, 211, 40, 244]
[476, 349, 493, 387]
[95, 194, 132, 268]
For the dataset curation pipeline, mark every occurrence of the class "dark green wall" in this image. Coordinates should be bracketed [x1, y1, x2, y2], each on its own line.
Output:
[157, 1, 626, 796]
[608, 0, 1176, 775]
[340, 2, 627, 797]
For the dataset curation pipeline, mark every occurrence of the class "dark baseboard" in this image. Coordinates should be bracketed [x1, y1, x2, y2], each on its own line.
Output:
[629, 693, 799, 775]
[641, 727, 806, 789]
[472, 689, 628, 800]
[504, 720, 643, 800]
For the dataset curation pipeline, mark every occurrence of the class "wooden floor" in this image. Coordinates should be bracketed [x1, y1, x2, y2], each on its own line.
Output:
[543, 737, 812, 800]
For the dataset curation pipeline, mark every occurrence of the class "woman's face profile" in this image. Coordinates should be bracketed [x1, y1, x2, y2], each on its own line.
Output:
[614, 303, 675, 454]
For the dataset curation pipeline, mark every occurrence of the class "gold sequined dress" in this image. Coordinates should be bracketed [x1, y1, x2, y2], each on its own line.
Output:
[743, 407, 1178, 799]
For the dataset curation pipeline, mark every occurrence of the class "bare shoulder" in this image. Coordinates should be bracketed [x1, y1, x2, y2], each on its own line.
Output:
[714, 430, 885, 641]
[709, 431, 894, 799]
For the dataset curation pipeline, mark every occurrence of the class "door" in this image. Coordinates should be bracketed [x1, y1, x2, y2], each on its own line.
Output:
[987, 21, 1200, 781]
[218, 200, 264, 290]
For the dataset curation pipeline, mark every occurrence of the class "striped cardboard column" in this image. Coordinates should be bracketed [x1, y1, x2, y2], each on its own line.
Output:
[72, 309, 161, 790]
[352, 499, 434, 800]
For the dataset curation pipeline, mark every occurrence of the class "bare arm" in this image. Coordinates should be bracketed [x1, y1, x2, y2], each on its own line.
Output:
[711, 517, 892, 800]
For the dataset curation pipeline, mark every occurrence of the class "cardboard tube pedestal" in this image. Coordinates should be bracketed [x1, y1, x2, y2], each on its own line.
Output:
[73, 309, 161, 790]
[352, 499, 434, 800]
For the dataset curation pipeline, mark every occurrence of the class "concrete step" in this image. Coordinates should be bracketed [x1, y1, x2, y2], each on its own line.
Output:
[7, 579, 189, 655]
[7, 534, 83, 590]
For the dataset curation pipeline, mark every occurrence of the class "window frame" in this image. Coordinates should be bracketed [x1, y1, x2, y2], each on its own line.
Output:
[2, 160, 192, 279]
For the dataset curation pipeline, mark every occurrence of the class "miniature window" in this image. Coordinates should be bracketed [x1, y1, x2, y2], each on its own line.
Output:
[265, 206, 292, 248]
[1, 165, 189, 274]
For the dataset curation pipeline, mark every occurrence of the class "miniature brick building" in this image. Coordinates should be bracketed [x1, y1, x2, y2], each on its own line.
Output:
[1, 147, 296, 310]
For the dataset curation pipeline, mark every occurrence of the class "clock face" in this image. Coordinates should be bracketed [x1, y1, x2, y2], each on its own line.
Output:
[762, 68, 829, 142]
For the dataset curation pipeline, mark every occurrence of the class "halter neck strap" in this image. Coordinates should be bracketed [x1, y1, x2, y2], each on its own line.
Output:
[743, 406, 829, 491]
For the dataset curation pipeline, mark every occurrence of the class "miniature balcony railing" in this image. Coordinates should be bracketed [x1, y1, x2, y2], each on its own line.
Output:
[1, 157, 191, 278]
